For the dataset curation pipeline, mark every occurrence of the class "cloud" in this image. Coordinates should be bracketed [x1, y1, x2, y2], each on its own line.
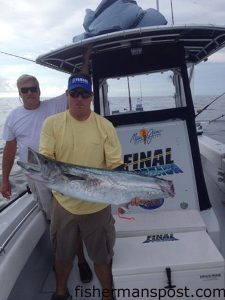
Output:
[209, 50, 225, 63]
[0, 76, 15, 93]
[0, 0, 225, 97]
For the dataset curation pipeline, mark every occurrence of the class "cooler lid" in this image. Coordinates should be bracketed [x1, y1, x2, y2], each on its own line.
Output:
[114, 209, 206, 237]
[112, 231, 224, 276]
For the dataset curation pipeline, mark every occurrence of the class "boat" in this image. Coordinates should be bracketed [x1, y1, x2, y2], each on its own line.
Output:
[1, 24, 225, 300]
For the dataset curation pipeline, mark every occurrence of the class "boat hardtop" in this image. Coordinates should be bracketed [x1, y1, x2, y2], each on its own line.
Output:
[36, 25, 225, 73]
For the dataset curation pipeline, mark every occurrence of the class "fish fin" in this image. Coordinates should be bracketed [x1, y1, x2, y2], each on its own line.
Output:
[113, 164, 128, 171]
[64, 173, 85, 180]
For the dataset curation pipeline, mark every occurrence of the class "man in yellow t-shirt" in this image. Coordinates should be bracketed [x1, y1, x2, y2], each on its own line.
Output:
[40, 73, 123, 300]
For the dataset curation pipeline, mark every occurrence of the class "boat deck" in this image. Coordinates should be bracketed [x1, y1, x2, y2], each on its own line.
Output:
[37, 259, 101, 300]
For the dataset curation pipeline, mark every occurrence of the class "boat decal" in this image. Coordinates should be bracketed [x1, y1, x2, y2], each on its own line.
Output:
[130, 128, 162, 145]
[135, 164, 183, 177]
[124, 147, 179, 170]
[143, 233, 179, 243]
[139, 198, 164, 210]
[200, 274, 222, 281]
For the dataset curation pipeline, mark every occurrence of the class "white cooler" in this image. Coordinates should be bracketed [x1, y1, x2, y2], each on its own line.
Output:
[114, 209, 206, 237]
[112, 231, 224, 300]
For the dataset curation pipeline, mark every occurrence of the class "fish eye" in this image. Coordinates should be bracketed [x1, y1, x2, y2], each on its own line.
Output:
[43, 159, 48, 164]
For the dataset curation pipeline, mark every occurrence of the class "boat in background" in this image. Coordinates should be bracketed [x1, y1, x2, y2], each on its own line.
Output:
[135, 98, 144, 112]
[1, 25, 225, 300]
[195, 92, 225, 204]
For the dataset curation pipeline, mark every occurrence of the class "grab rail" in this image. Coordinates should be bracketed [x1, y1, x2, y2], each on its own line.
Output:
[0, 204, 38, 254]
[0, 186, 31, 213]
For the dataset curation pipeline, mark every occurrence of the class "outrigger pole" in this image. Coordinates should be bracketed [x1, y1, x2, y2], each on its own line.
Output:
[170, 0, 175, 25]
[0, 50, 35, 63]
[156, 0, 174, 24]
[209, 114, 225, 123]
[195, 91, 225, 118]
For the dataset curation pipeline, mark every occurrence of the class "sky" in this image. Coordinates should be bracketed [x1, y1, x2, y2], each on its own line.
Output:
[0, 0, 225, 98]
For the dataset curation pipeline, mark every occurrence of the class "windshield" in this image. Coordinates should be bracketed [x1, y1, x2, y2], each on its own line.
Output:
[104, 69, 186, 116]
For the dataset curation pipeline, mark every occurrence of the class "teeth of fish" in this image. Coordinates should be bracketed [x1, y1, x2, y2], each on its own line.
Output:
[17, 148, 175, 205]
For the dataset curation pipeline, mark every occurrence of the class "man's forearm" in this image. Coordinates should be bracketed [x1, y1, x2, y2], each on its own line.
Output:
[2, 140, 17, 183]
[39, 126, 56, 160]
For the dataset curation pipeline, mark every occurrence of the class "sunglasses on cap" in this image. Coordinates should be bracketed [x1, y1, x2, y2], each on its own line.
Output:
[69, 90, 92, 99]
[20, 86, 38, 94]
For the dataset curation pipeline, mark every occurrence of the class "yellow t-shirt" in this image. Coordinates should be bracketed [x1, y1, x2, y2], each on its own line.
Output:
[39, 110, 123, 214]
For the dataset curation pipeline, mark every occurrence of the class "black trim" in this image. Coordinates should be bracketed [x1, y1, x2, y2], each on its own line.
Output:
[92, 42, 183, 79]
[186, 118, 211, 210]
[93, 75, 101, 114]
[180, 63, 211, 210]
[105, 108, 189, 127]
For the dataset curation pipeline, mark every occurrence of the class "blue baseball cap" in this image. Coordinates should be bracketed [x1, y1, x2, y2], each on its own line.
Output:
[68, 74, 92, 92]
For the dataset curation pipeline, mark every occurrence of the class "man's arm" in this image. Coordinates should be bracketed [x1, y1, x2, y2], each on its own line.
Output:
[1, 139, 17, 199]
[39, 117, 56, 159]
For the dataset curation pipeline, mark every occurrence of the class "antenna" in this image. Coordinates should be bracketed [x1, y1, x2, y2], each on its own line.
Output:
[156, 0, 174, 24]
[0, 50, 35, 63]
[140, 81, 143, 100]
[170, 0, 175, 25]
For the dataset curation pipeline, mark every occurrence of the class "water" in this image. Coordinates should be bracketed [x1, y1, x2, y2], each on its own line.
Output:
[0, 95, 225, 207]
[0, 97, 21, 149]
[194, 94, 225, 144]
[0, 98, 26, 207]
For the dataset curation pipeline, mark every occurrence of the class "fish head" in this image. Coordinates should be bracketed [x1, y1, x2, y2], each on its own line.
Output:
[17, 148, 62, 183]
[17, 159, 45, 182]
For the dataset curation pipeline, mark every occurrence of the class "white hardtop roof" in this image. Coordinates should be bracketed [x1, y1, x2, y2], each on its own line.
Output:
[36, 24, 225, 74]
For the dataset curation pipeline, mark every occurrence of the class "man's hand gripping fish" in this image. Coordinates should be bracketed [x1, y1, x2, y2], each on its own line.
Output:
[17, 148, 175, 205]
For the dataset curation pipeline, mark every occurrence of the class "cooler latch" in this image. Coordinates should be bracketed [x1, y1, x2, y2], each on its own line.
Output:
[165, 267, 176, 289]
